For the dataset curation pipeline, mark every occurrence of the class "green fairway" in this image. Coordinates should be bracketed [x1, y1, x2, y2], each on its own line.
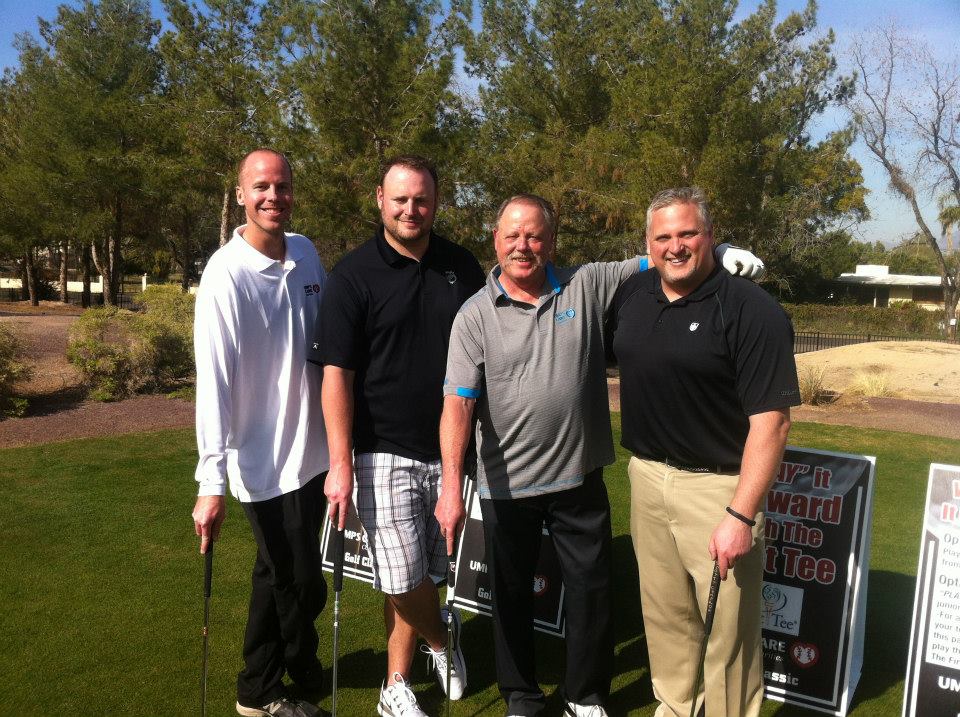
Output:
[0, 420, 957, 715]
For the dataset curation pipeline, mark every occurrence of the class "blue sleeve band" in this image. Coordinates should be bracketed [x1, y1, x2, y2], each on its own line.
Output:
[455, 387, 481, 399]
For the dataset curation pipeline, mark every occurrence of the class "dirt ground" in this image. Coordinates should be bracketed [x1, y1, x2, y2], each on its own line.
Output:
[0, 303, 194, 448]
[1, 304, 959, 448]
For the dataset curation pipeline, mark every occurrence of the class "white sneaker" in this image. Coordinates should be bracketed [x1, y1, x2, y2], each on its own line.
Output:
[377, 673, 427, 717]
[421, 606, 467, 700]
[563, 702, 609, 717]
[235, 697, 319, 717]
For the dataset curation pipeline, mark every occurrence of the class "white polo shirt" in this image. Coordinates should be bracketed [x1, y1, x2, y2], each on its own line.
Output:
[194, 227, 329, 503]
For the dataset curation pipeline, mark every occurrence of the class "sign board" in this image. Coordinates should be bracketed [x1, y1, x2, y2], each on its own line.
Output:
[450, 478, 566, 637]
[761, 446, 876, 715]
[903, 464, 960, 717]
[319, 478, 566, 637]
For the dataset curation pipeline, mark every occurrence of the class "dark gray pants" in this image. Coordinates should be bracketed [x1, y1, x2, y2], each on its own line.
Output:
[236, 474, 328, 707]
[479, 469, 613, 716]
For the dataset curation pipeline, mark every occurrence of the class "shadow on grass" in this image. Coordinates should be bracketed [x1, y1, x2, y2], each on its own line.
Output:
[845, 569, 914, 711]
[608, 533, 656, 713]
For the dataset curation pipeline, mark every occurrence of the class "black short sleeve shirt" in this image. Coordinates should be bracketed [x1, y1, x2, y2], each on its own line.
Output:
[310, 228, 485, 461]
[610, 266, 800, 468]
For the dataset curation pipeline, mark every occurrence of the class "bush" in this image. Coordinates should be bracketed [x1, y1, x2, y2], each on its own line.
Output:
[0, 324, 32, 418]
[67, 285, 195, 401]
[783, 303, 945, 337]
[849, 369, 897, 398]
[798, 365, 835, 405]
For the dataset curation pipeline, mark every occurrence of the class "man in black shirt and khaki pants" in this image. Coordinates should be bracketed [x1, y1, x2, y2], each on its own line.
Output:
[610, 187, 800, 717]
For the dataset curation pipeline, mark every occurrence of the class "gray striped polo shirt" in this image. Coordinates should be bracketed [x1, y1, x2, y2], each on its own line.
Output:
[444, 258, 645, 499]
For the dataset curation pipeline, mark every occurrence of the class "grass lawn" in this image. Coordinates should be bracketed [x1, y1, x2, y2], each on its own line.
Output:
[0, 419, 957, 715]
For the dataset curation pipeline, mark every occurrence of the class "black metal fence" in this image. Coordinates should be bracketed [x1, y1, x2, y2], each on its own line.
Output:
[794, 331, 957, 354]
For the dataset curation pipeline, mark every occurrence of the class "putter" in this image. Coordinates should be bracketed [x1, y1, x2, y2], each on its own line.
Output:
[689, 561, 721, 717]
[201, 540, 214, 717]
[445, 543, 458, 717]
[331, 527, 345, 717]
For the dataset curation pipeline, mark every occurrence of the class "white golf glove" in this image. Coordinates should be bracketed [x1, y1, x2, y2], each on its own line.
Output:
[715, 243, 765, 280]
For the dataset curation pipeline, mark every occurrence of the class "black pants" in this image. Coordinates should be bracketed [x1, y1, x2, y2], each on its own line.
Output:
[479, 469, 613, 716]
[236, 475, 328, 706]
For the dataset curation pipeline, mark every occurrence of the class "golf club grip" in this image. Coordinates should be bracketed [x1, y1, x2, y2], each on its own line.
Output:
[703, 562, 721, 635]
[332, 528, 345, 592]
[204, 541, 214, 598]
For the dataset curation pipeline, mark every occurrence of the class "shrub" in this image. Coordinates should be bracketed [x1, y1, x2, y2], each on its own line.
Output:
[849, 369, 897, 398]
[798, 365, 834, 405]
[0, 323, 32, 418]
[67, 285, 195, 401]
[783, 303, 944, 337]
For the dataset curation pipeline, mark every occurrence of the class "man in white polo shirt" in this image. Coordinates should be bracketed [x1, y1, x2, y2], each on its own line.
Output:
[191, 148, 328, 717]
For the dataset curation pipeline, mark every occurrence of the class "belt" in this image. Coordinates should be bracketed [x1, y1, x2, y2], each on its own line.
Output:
[637, 455, 740, 474]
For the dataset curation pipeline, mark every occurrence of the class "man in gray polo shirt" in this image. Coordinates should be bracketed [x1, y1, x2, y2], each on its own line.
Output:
[436, 194, 762, 716]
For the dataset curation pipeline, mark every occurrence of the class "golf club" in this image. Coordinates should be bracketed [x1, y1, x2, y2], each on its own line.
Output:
[201, 540, 214, 717]
[445, 542, 458, 717]
[331, 527, 345, 717]
[689, 561, 721, 717]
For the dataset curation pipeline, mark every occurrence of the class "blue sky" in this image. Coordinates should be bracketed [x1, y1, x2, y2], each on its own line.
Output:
[1, 0, 958, 248]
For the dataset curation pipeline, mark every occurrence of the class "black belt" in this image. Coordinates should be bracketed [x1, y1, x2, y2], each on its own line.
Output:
[637, 455, 740, 474]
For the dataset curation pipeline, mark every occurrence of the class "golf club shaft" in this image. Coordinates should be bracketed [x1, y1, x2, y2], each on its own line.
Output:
[446, 542, 457, 717]
[689, 562, 721, 717]
[332, 527, 345, 717]
[202, 541, 214, 717]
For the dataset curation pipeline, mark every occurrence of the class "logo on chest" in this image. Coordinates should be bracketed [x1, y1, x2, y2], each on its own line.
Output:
[555, 308, 576, 325]
[689, 322, 700, 332]
[304, 283, 321, 296]
[444, 270, 457, 285]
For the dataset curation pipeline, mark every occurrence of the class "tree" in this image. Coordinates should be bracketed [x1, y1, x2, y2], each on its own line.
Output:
[848, 25, 960, 336]
[262, 0, 470, 265]
[24, 0, 165, 306]
[0, 42, 73, 306]
[463, 0, 867, 285]
[159, 0, 278, 260]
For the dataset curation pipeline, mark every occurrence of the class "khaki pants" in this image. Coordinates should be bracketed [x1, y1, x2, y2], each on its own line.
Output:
[628, 457, 764, 717]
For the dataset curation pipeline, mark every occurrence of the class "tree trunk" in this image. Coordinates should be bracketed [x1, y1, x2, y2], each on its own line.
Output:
[946, 280, 959, 340]
[220, 187, 231, 247]
[81, 244, 92, 308]
[24, 250, 38, 307]
[91, 240, 112, 307]
[108, 196, 123, 306]
[180, 214, 193, 292]
[59, 240, 69, 303]
[18, 259, 28, 301]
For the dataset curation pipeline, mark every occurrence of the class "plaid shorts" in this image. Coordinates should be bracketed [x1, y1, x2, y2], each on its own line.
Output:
[354, 452, 447, 594]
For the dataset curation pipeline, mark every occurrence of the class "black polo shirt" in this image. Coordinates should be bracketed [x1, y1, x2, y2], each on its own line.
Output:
[610, 265, 800, 469]
[311, 227, 485, 462]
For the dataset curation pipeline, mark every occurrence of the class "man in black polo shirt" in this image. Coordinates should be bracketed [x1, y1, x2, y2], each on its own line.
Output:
[312, 155, 484, 716]
[610, 187, 799, 717]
